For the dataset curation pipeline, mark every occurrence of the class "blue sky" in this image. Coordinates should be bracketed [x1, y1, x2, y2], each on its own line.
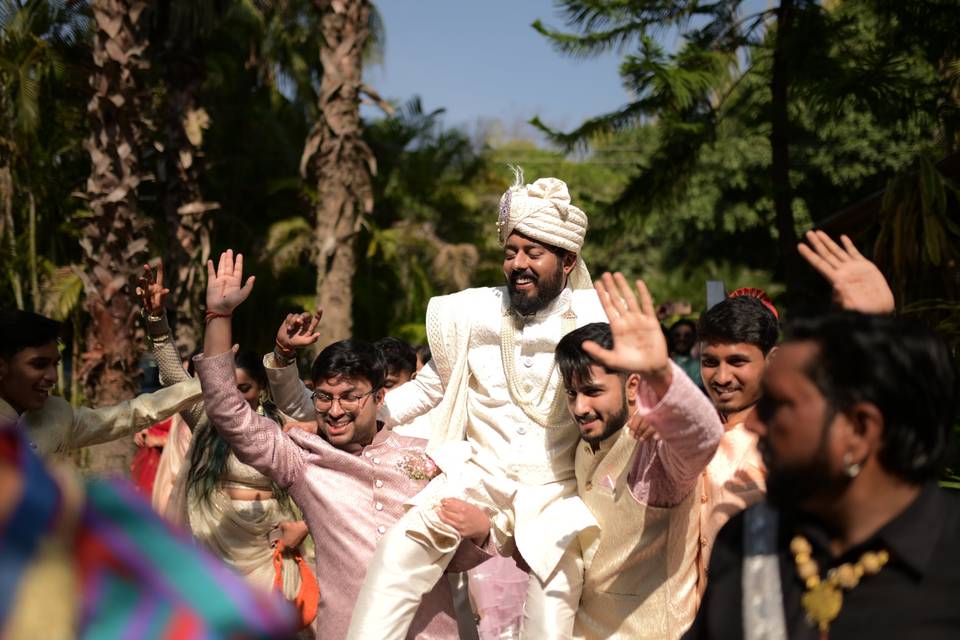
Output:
[363, 0, 631, 141]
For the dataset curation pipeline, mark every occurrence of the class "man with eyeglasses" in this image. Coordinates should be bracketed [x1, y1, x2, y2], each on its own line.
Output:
[194, 250, 494, 640]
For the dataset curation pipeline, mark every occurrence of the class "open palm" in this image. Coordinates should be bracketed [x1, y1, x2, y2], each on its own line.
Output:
[206, 250, 255, 316]
[798, 231, 895, 314]
[583, 272, 669, 376]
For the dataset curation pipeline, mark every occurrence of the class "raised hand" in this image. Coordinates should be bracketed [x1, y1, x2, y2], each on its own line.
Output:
[276, 310, 323, 355]
[136, 260, 170, 316]
[798, 231, 895, 314]
[584, 273, 671, 384]
[206, 250, 255, 316]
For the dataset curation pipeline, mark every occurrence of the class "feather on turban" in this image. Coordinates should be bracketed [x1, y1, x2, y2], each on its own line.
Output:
[497, 169, 593, 289]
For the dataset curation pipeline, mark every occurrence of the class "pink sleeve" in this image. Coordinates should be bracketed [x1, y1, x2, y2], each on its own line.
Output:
[195, 351, 307, 488]
[627, 362, 722, 507]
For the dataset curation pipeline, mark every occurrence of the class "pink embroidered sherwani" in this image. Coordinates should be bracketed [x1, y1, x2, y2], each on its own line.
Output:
[575, 363, 722, 639]
[195, 351, 493, 640]
[696, 420, 766, 599]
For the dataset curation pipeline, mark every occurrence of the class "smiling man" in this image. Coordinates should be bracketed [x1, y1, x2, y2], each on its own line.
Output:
[0, 309, 201, 456]
[554, 273, 721, 639]
[316, 172, 607, 640]
[694, 294, 778, 595]
[197, 251, 494, 640]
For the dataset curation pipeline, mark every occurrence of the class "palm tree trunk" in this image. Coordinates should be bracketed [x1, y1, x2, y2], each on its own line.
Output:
[0, 165, 24, 309]
[770, 0, 799, 296]
[163, 54, 217, 356]
[80, 0, 152, 474]
[306, 0, 376, 345]
[27, 191, 39, 311]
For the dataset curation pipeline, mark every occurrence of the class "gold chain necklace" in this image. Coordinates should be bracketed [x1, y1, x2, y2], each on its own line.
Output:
[791, 534, 889, 639]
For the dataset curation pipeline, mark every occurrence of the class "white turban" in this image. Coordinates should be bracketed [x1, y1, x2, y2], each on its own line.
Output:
[497, 169, 593, 289]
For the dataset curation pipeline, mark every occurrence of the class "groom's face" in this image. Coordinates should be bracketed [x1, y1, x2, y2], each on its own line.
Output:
[503, 232, 573, 315]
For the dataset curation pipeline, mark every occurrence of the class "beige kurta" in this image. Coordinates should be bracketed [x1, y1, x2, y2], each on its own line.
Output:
[0, 379, 202, 458]
[575, 431, 704, 639]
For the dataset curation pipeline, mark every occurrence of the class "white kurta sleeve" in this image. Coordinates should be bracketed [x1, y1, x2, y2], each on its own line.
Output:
[378, 360, 444, 427]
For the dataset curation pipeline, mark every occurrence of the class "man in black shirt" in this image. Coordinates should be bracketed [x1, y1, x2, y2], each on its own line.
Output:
[685, 312, 960, 640]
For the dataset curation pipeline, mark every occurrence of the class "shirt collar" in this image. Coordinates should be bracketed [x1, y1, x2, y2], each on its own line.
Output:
[791, 482, 945, 578]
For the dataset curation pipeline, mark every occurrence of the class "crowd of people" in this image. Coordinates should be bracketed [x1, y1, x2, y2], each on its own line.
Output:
[0, 170, 957, 639]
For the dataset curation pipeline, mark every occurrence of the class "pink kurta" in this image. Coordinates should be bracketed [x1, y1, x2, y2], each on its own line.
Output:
[196, 351, 492, 640]
[696, 420, 766, 598]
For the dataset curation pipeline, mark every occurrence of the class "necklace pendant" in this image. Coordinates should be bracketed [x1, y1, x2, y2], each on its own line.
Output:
[801, 582, 842, 630]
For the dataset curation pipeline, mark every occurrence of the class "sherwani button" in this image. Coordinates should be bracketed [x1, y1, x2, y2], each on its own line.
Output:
[523, 356, 534, 368]
[517, 426, 526, 435]
[364, 451, 372, 458]
[700, 494, 708, 503]
[700, 537, 707, 546]
[375, 479, 383, 488]
[584, 481, 593, 491]
[373, 457, 380, 465]
[377, 525, 386, 534]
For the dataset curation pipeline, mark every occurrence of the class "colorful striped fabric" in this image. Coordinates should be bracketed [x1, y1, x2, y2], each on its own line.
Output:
[0, 426, 297, 639]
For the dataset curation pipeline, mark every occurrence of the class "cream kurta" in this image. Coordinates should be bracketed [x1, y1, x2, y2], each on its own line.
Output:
[573, 365, 722, 640]
[0, 379, 202, 457]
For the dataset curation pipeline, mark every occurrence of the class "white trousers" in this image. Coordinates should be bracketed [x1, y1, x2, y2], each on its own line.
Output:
[346, 496, 584, 640]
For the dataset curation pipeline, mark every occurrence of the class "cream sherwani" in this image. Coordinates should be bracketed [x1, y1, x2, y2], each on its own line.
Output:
[0, 379, 202, 458]
[348, 285, 605, 639]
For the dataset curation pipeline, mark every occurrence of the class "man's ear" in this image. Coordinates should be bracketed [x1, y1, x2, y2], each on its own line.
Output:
[764, 345, 780, 364]
[562, 252, 577, 276]
[374, 388, 386, 405]
[625, 373, 642, 404]
[844, 401, 884, 462]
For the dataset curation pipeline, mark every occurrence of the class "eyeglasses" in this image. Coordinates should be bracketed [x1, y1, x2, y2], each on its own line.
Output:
[312, 389, 376, 413]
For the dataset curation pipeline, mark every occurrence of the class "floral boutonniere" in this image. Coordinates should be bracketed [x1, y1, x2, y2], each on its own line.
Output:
[397, 452, 440, 481]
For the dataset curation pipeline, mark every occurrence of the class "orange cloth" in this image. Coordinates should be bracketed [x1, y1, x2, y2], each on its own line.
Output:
[130, 417, 173, 496]
[696, 421, 766, 599]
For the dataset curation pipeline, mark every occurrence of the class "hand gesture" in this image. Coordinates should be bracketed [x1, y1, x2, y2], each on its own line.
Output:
[276, 310, 323, 354]
[136, 260, 170, 316]
[206, 250, 255, 316]
[798, 231, 895, 314]
[585, 272, 670, 379]
[436, 498, 490, 545]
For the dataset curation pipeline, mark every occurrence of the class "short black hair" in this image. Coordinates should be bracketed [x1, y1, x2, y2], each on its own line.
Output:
[0, 310, 62, 360]
[556, 322, 617, 389]
[786, 312, 957, 483]
[699, 296, 779, 354]
[373, 337, 417, 377]
[310, 339, 385, 390]
[415, 344, 432, 366]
